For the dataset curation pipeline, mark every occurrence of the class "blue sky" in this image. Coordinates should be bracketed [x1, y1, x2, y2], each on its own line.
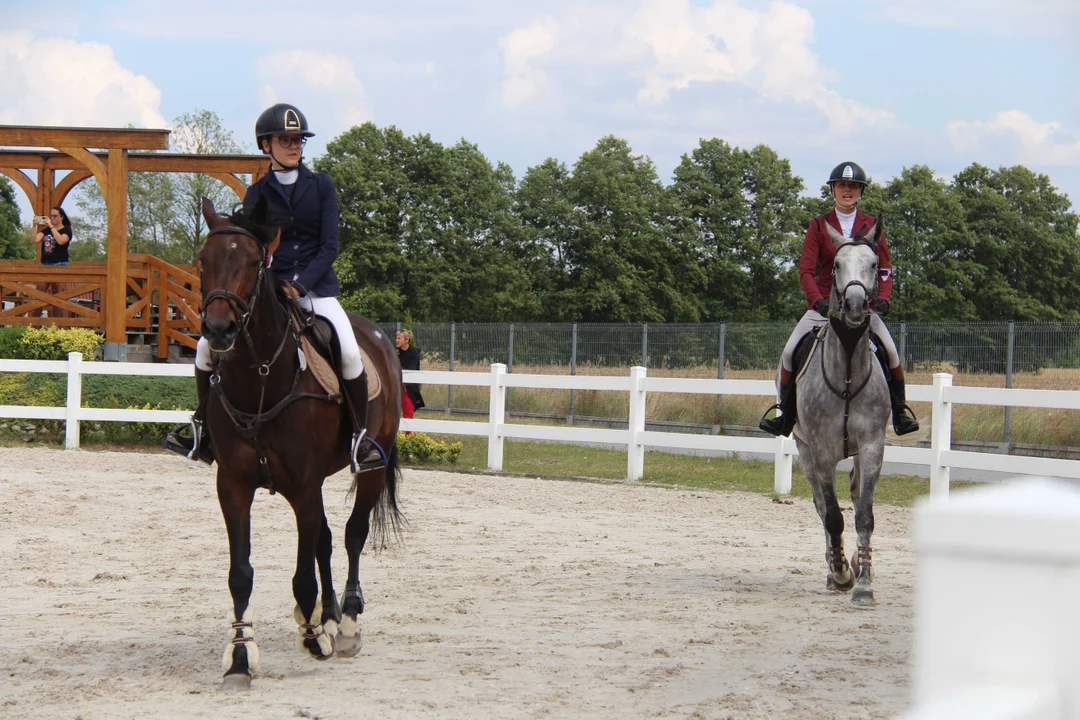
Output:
[2, 0, 1078, 222]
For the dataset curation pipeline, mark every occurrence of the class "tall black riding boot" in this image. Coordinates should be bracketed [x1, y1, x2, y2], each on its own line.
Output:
[163, 368, 215, 464]
[759, 379, 797, 437]
[887, 371, 920, 436]
[343, 373, 381, 471]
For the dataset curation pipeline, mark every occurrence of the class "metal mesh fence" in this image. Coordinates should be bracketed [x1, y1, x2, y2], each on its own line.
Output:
[393, 321, 1080, 450]
[401, 321, 1080, 380]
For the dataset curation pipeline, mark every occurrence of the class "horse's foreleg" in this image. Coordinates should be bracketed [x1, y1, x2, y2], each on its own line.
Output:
[291, 492, 335, 660]
[337, 475, 380, 658]
[850, 448, 882, 607]
[805, 458, 853, 592]
[315, 513, 341, 638]
[218, 477, 258, 692]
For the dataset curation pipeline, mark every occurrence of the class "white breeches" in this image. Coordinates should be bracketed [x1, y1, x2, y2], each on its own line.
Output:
[196, 295, 364, 379]
[780, 309, 899, 372]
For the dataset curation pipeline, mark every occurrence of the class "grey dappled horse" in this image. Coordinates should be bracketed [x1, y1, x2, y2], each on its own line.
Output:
[784, 218, 890, 606]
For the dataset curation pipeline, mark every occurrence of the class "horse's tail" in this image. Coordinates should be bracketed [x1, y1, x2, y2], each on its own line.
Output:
[360, 441, 405, 550]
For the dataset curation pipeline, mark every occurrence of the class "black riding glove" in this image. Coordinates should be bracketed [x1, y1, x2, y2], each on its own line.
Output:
[874, 298, 890, 316]
[813, 299, 829, 317]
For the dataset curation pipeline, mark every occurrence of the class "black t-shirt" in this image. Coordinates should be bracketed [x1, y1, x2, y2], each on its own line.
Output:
[41, 225, 72, 264]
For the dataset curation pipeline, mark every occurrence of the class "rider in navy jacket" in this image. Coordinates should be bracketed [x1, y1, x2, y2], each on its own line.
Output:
[242, 163, 341, 298]
[166, 103, 376, 471]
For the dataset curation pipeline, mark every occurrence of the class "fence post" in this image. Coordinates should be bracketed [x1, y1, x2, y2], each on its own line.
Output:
[930, 372, 953, 498]
[717, 322, 726, 417]
[905, 478, 1080, 720]
[627, 366, 646, 481]
[65, 351, 83, 449]
[506, 322, 514, 415]
[1005, 320, 1015, 448]
[641, 323, 648, 368]
[447, 321, 455, 416]
[487, 363, 507, 471]
[774, 436, 793, 495]
[899, 321, 907, 372]
[569, 322, 578, 426]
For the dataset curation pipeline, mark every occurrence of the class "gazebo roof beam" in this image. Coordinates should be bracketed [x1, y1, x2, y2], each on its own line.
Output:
[0, 125, 170, 150]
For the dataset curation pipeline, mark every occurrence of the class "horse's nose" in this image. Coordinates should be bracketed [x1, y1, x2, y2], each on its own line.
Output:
[202, 315, 239, 343]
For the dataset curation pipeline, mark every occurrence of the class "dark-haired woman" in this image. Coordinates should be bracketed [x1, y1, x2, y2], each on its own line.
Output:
[34, 206, 73, 317]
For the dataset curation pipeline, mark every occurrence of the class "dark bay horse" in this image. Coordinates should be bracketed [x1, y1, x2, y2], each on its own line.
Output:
[787, 219, 890, 606]
[196, 197, 402, 691]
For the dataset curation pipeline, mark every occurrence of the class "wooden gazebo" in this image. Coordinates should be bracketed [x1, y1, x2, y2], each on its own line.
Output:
[0, 125, 269, 360]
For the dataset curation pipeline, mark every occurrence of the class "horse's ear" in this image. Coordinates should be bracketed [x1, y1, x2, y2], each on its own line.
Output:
[202, 197, 227, 229]
[250, 194, 269, 226]
[866, 215, 884, 245]
[266, 227, 281, 261]
[201, 197, 217, 224]
[824, 220, 847, 249]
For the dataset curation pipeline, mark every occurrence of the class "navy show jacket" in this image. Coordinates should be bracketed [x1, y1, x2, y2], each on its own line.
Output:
[243, 163, 341, 297]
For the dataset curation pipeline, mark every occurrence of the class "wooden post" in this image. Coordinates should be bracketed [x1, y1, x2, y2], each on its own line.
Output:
[104, 148, 127, 361]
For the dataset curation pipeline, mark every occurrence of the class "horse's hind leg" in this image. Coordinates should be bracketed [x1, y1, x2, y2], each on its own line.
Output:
[217, 476, 259, 692]
[805, 458, 853, 592]
[316, 513, 342, 638]
[336, 470, 382, 658]
[289, 491, 335, 660]
[850, 449, 882, 607]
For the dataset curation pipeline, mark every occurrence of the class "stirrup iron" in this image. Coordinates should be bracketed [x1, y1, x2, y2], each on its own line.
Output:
[350, 429, 367, 473]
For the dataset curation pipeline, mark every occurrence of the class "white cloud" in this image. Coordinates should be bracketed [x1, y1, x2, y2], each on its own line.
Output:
[0, 31, 166, 129]
[498, 17, 559, 109]
[496, 0, 894, 134]
[867, 0, 1080, 40]
[254, 51, 372, 137]
[947, 110, 1080, 165]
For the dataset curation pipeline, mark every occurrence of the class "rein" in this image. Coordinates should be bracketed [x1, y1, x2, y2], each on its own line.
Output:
[202, 224, 338, 492]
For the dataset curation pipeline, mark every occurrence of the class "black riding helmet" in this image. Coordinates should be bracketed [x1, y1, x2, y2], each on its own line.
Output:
[828, 161, 867, 187]
[254, 103, 315, 152]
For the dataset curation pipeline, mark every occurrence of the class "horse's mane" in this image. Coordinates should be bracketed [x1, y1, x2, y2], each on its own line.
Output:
[223, 208, 277, 246]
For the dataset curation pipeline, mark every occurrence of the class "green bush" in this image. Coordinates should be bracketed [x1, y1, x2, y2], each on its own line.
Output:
[99, 402, 179, 446]
[17, 327, 103, 360]
[0, 326, 28, 359]
[397, 431, 463, 464]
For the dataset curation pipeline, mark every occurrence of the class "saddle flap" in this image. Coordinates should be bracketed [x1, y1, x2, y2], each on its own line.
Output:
[300, 316, 382, 402]
[300, 334, 341, 401]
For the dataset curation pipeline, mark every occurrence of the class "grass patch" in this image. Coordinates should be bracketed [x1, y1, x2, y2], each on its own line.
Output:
[419, 433, 969, 507]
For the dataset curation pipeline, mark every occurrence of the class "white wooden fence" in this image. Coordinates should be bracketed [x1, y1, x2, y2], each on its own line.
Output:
[4, 354, 1080, 495]
[903, 477, 1080, 719]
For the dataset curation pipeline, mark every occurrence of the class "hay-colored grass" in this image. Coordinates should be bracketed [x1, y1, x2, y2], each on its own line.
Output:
[415, 359, 1080, 448]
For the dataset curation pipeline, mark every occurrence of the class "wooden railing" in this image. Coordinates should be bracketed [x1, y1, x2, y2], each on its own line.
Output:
[0, 255, 201, 359]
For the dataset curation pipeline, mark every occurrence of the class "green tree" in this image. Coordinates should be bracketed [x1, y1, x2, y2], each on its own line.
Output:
[671, 139, 803, 321]
[873, 165, 979, 321]
[951, 163, 1080, 320]
[169, 109, 247, 264]
[319, 123, 541, 321]
[0, 177, 33, 260]
[514, 158, 582, 313]
[561, 136, 703, 322]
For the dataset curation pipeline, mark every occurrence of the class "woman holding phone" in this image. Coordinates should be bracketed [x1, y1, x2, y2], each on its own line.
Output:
[33, 206, 73, 318]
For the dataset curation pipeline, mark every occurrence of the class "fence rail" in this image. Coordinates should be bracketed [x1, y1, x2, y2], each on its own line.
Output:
[5, 354, 1080, 494]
